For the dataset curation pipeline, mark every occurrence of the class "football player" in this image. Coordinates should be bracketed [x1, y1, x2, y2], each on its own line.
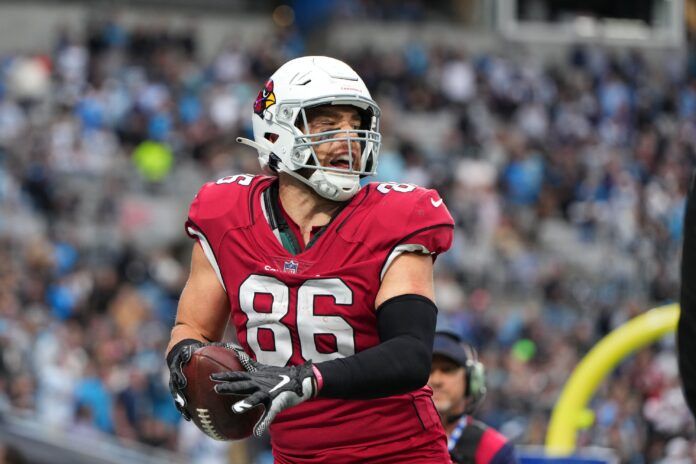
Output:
[428, 332, 517, 464]
[166, 56, 454, 463]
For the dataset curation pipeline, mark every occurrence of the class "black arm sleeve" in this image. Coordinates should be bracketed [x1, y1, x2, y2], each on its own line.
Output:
[315, 294, 437, 399]
[680, 171, 696, 418]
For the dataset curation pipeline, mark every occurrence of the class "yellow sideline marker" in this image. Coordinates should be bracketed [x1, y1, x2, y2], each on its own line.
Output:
[545, 303, 680, 455]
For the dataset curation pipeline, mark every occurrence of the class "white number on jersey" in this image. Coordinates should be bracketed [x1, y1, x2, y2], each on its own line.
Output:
[239, 275, 356, 365]
[376, 182, 417, 194]
[239, 275, 292, 365]
[297, 278, 354, 362]
[216, 174, 254, 186]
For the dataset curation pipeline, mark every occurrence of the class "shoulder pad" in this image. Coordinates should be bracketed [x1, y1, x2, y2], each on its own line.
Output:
[186, 174, 271, 251]
[339, 182, 454, 256]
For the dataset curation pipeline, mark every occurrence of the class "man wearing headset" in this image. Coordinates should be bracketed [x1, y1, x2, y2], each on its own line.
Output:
[428, 332, 517, 464]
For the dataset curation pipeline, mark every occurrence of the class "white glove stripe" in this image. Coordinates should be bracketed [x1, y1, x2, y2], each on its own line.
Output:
[269, 375, 291, 393]
[255, 392, 289, 437]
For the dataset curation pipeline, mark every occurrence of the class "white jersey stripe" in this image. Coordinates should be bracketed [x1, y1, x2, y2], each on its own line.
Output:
[187, 226, 227, 292]
[380, 243, 431, 281]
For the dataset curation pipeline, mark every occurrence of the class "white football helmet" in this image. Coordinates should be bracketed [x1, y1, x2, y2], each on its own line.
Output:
[237, 56, 381, 202]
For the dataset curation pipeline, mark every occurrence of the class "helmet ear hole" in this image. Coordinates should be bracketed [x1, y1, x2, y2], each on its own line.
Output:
[264, 132, 279, 143]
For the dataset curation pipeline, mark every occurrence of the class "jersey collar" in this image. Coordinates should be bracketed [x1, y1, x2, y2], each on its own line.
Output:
[261, 180, 347, 255]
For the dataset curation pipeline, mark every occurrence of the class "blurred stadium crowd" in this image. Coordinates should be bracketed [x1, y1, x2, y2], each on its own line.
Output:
[0, 9, 695, 464]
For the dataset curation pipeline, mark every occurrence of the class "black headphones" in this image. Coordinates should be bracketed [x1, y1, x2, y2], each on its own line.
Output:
[460, 341, 487, 414]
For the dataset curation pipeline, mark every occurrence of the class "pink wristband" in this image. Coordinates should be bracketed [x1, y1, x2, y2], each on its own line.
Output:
[311, 364, 324, 393]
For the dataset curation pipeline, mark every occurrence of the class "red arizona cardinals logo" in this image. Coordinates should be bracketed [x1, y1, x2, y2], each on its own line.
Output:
[254, 80, 276, 116]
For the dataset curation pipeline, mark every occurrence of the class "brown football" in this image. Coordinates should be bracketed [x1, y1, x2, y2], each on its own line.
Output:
[182, 345, 263, 440]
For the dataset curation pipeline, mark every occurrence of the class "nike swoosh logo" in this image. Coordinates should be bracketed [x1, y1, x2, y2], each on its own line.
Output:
[269, 375, 291, 393]
[233, 400, 253, 413]
[431, 198, 443, 207]
[175, 393, 185, 407]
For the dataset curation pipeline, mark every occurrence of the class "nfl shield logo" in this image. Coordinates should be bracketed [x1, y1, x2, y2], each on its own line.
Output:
[283, 260, 299, 274]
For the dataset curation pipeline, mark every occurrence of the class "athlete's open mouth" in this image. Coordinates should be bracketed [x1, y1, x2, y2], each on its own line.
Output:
[329, 156, 352, 170]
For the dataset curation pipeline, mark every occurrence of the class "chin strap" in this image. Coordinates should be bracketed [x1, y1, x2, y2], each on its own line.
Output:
[236, 137, 359, 202]
[273, 157, 353, 202]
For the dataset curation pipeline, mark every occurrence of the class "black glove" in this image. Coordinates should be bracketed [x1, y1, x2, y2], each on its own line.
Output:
[167, 338, 204, 421]
[211, 358, 317, 436]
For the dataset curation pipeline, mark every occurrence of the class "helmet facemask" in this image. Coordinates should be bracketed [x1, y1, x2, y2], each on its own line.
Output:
[291, 101, 379, 198]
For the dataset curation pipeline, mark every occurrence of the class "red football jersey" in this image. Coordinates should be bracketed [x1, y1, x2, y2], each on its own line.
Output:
[186, 174, 454, 463]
